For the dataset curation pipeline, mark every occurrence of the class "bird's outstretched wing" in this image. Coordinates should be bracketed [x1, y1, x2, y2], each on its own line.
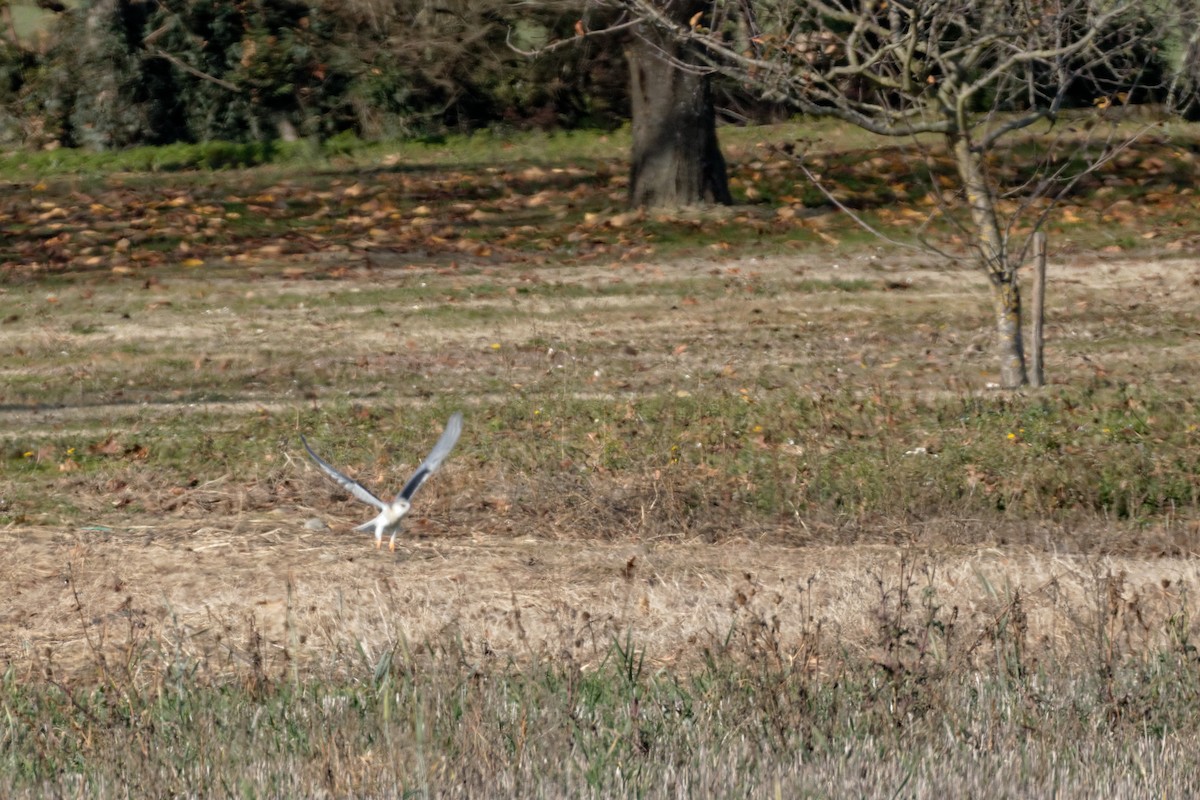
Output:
[397, 412, 464, 502]
[301, 435, 388, 511]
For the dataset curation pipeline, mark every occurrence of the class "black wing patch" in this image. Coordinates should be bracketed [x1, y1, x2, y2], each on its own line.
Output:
[394, 412, 464, 503]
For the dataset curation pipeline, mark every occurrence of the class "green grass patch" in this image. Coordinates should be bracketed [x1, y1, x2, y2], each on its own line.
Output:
[4, 383, 1197, 537]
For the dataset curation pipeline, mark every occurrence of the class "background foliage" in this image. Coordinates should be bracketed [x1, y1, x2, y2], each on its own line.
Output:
[6, 0, 1191, 151]
[0, 0, 631, 148]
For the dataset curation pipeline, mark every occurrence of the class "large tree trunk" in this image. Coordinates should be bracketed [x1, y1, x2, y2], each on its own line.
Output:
[952, 133, 1028, 388]
[628, 8, 731, 209]
[1170, 1, 1200, 119]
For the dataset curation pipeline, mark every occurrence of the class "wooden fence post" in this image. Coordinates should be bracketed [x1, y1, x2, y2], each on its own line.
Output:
[1030, 231, 1047, 388]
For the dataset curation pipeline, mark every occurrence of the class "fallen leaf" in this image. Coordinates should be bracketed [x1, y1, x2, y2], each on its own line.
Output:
[89, 436, 123, 456]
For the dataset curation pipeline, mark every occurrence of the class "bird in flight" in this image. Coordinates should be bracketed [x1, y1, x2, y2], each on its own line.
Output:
[301, 412, 463, 550]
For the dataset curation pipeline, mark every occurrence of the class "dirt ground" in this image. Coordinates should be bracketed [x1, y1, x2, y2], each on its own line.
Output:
[5, 521, 1200, 681]
[3, 250, 1200, 679]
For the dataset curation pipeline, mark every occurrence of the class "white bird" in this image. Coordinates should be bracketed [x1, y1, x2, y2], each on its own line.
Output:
[301, 412, 463, 550]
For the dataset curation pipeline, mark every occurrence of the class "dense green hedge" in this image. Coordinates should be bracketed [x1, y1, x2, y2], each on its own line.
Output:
[0, 0, 631, 149]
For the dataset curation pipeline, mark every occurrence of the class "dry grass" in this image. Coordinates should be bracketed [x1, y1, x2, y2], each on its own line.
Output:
[6, 529, 1200, 797]
[7, 525, 1200, 678]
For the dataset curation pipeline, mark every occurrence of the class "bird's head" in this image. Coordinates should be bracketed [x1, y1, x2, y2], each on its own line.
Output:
[385, 499, 412, 524]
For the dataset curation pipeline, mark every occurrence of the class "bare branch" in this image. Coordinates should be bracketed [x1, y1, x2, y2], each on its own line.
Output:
[505, 15, 644, 58]
[791, 156, 955, 260]
[144, 48, 241, 93]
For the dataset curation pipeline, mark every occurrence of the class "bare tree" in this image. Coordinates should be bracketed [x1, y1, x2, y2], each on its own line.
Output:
[618, 0, 1164, 387]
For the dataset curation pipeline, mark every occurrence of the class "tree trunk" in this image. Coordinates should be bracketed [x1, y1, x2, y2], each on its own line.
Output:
[989, 275, 1028, 389]
[1171, 1, 1200, 119]
[1, 3, 18, 49]
[951, 133, 1028, 388]
[628, 9, 731, 209]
